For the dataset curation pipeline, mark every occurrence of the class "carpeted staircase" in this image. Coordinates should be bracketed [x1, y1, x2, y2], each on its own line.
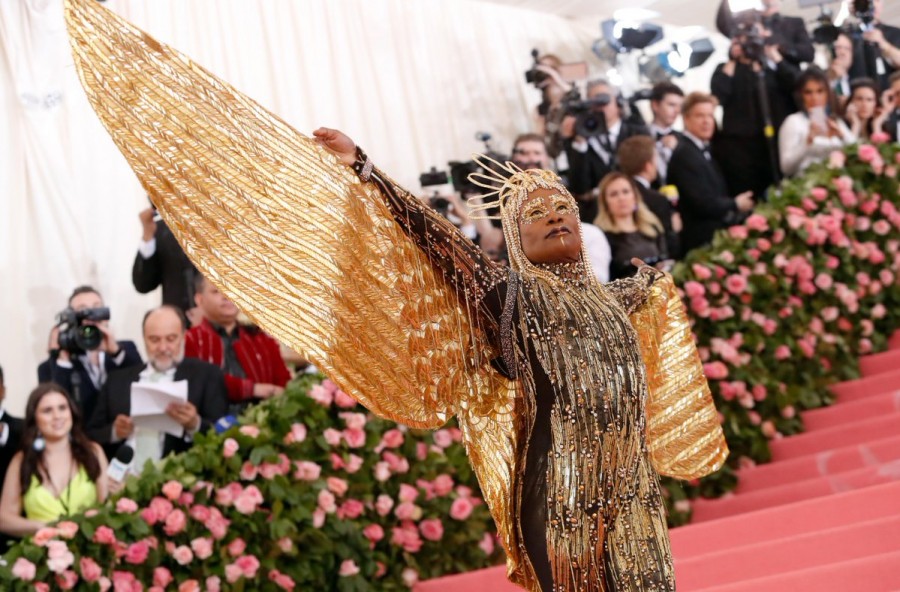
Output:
[415, 339, 900, 592]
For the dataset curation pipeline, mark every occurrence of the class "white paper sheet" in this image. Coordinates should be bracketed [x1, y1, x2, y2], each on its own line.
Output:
[130, 380, 189, 437]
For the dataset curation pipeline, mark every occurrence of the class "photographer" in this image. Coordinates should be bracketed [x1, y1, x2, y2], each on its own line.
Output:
[848, 0, 900, 89]
[711, 23, 799, 200]
[829, 33, 855, 101]
[133, 203, 199, 326]
[38, 286, 142, 422]
[530, 54, 576, 159]
[717, 0, 814, 67]
[562, 79, 650, 222]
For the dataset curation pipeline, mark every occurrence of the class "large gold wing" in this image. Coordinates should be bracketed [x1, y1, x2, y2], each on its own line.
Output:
[63, 0, 506, 429]
[631, 276, 729, 480]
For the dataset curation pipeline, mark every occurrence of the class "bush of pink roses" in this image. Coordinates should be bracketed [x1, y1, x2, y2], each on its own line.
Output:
[661, 138, 900, 524]
[0, 374, 502, 590]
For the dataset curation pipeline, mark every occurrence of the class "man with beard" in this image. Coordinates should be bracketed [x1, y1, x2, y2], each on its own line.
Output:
[86, 306, 227, 465]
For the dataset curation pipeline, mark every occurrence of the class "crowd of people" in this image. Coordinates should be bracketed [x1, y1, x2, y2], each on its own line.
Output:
[447, 0, 900, 279]
[0, 220, 295, 545]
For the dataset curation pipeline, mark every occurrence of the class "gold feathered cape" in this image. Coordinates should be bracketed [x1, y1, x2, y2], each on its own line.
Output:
[64, 0, 726, 584]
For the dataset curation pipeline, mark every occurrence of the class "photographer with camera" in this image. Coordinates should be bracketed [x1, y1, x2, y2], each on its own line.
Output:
[848, 0, 900, 89]
[38, 286, 142, 422]
[711, 19, 799, 201]
[717, 0, 814, 68]
[562, 79, 650, 223]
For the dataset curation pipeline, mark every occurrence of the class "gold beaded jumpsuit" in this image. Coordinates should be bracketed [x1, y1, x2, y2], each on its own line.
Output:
[64, 1, 728, 590]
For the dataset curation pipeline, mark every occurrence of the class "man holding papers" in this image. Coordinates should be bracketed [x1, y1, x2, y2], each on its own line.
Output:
[87, 306, 228, 468]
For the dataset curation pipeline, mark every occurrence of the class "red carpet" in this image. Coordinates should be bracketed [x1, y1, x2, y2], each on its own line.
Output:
[416, 342, 900, 591]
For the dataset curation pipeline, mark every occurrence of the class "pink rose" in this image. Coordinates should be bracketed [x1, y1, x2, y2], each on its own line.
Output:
[33, 527, 58, 546]
[172, 545, 194, 565]
[93, 526, 117, 545]
[725, 274, 748, 295]
[433, 474, 454, 496]
[343, 428, 367, 448]
[116, 497, 139, 514]
[149, 496, 174, 521]
[683, 281, 706, 300]
[375, 494, 394, 516]
[433, 429, 453, 448]
[56, 571, 79, 590]
[479, 533, 495, 555]
[312, 507, 326, 528]
[225, 564, 244, 584]
[55, 521, 78, 539]
[140, 507, 159, 526]
[11, 557, 36, 581]
[450, 496, 474, 521]
[858, 143, 879, 163]
[162, 480, 184, 501]
[227, 538, 247, 557]
[164, 509, 188, 536]
[323, 428, 343, 446]
[223, 438, 240, 458]
[398, 483, 419, 503]
[344, 454, 364, 474]
[240, 461, 259, 481]
[747, 214, 769, 231]
[191, 537, 214, 560]
[268, 570, 297, 591]
[206, 576, 222, 592]
[153, 567, 174, 588]
[381, 428, 405, 449]
[402, 568, 419, 587]
[419, 518, 444, 541]
[47, 541, 75, 573]
[339, 559, 360, 577]
[236, 555, 261, 579]
[728, 225, 748, 240]
[239, 425, 260, 438]
[234, 485, 264, 515]
[363, 523, 385, 543]
[339, 412, 367, 430]
[308, 384, 334, 407]
[293, 460, 322, 481]
[283, 423, 307, 444]
[327, 476, 349, 497]
[761, 420, 777, 438]
[391, 525, 423, 553]
[703, 362, 729, 380]
[828, 150, 846, 169]
[318, 489, 337, 513]
[277, 537, 293, 552]
[334, 389, 357, 408]
[373, 461, 391, 482]
[178, 581, 201, 592]
[394, 502, 420, 521]
[125, 540, 150, 565]
[80, 557, 102, 583]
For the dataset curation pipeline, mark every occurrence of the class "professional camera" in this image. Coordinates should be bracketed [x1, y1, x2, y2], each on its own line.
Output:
[419, 167, 452, 217]
[733, 12, 771, 63]
[562, 93, 613, 139]
[56, 307, 110, 355]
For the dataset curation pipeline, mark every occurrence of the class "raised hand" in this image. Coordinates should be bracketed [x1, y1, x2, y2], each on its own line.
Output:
[312, 127, 357, 166]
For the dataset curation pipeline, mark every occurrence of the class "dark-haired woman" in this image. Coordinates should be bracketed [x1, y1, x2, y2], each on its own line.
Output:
[844, 78, 889, 141]
[779, 67, 856, 177]
[0, 383, 107, 536]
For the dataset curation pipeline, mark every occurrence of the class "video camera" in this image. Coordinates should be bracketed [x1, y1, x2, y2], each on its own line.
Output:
[854, 0, 876, 27]
[56, 307, 110, 355]
[561, 93, 613, 139]
[419, 167, 452, 217]
[732, 11, 774, 63]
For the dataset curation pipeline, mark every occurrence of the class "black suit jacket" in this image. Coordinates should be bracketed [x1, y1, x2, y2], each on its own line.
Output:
[0, 411, 23, 550]
[716, 3, 814, 67]
[38, 341, 143, 423]
[849, 24, 900, 88]
[667, 139, 742, 254]
[637, 182, 680, 260]
[86, 358, 227, 461]
[132, 220, 197, 312]
[711, 60, 799, 139]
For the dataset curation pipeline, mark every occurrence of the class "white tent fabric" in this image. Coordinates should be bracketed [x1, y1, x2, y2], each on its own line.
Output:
[0, 0, 603, 411]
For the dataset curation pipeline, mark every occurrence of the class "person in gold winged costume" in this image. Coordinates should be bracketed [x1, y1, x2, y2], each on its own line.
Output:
[62, 1, 728, 590]
[315, 128, 676, 591]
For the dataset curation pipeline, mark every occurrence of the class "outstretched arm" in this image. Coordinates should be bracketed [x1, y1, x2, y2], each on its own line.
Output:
[313, 128, 507, 327]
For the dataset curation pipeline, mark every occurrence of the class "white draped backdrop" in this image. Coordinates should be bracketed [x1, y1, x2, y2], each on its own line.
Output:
[0, 0, 721, 412]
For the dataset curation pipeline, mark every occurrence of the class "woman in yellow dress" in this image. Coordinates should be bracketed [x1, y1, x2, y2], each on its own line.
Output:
[0, 384, 108, 537]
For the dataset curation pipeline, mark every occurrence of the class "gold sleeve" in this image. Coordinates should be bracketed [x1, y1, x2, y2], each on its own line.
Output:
[630, 275, 729, 480]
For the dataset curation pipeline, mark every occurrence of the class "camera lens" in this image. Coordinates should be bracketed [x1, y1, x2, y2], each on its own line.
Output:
[76, 325, 103, 352]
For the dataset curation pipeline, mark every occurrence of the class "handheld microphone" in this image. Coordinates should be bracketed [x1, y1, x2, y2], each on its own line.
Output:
[107, 444, 134, 483]
[214, 415, 238, 434]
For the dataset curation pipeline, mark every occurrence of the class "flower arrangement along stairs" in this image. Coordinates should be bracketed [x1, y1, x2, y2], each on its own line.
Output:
[414, 334, 900, 592]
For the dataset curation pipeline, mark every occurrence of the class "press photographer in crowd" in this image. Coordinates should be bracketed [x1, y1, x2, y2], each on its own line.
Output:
[848, 0, 900, 89]
[133, 202, 199, 326]
[717, 0, 815, 67]
[38, 286, 143, 423]
[562, 79, 650, 222]
[711, 17, 800, 200]
[828, 33, 855, 101]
